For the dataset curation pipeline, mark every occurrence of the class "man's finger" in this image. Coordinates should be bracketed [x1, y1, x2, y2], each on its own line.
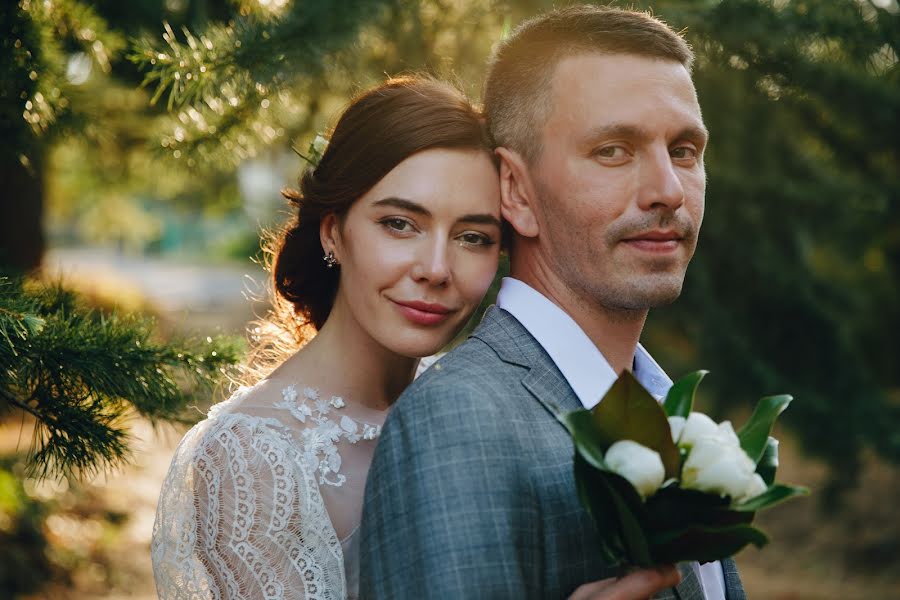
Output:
[569, 565, 682, 600]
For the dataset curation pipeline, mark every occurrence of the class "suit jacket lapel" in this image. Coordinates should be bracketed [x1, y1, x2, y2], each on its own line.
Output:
[721, 558, 745, 600]
[671, 559, 745, 600]
[672, 562, 704, 600]
[471, 306, 584, 422]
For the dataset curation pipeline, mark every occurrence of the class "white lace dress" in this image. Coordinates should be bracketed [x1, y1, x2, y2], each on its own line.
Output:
[151, 381, 386, 600]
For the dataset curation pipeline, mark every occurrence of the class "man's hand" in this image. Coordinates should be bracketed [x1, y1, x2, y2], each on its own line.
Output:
[568, 565, 681, 600]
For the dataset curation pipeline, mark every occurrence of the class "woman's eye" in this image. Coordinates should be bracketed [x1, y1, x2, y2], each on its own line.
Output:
[380, 217, 414, 233]
[457, 232, 495, 247]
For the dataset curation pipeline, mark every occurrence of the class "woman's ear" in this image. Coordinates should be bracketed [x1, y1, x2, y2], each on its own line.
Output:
[319, 213, 342, 261]
[495, 147, 540, 239]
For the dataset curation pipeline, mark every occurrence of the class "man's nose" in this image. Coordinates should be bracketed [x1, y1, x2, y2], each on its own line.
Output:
[637, 147, 685, 212]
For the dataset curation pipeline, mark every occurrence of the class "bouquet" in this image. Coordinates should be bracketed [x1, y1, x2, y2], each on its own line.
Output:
[562, 370, 808, 567]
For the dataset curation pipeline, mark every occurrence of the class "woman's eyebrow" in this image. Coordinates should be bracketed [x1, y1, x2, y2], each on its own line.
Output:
[458, 214, 502, 228]
[372, 197, 430, 216]
[373, 198, 501, 228]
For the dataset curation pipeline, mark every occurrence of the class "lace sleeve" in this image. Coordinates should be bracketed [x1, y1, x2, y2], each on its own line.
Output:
[151, 413, 346, 600]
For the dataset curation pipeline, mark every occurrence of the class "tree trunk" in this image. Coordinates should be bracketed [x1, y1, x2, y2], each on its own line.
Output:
[0, 153, 44, 273]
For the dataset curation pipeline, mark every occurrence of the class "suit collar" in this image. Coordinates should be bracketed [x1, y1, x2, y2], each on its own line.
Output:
[470, 306, 583, 417]
[495, 277, 673, 408]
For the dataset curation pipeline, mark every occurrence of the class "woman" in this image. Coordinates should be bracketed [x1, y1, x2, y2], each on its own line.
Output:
[150, 76, 502, 599]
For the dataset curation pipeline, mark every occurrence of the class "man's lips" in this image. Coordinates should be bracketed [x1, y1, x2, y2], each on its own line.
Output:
[391, 300, 456, 326]
[621, 230, 683, 252]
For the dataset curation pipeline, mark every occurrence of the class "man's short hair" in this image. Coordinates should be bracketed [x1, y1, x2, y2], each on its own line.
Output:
[483, 5, 694, 164]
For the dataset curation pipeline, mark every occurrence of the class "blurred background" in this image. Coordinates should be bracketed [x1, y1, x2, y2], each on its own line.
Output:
[1, 0, 898, 598]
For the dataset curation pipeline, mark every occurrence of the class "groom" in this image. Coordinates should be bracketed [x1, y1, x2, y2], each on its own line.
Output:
[360, 6, 744, 599]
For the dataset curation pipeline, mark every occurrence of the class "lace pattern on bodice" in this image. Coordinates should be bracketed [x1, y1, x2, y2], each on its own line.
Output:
[152, 383, 382, 600]
[274, 385, 380, 488]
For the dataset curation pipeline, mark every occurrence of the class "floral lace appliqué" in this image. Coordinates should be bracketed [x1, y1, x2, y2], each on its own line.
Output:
[274, 385, 380, 487]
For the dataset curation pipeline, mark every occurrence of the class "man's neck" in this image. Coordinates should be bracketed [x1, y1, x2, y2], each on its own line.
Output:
[511, 266, 648, 376]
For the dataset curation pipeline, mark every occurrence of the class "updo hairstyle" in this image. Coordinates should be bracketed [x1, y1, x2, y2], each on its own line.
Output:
[260, 76, 494, 361]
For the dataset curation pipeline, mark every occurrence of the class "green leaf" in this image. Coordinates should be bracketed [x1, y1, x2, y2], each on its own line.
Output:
[650, 523, 770, 564]
[602, 473, 653, 567]
[663, 370, 708, 418]
[573, 453, 654, 566]
[564, 410, 607, 470]
[574, 455, 625, 565]
[756, 437, 779, 486]
[732, 484, 809, 512]
[644, 485, 751, 533]
[738, 394, 793, 463]
[590, 370, 680, 478]
[595, 468, 653, 566]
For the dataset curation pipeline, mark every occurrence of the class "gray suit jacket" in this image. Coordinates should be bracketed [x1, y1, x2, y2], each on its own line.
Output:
[359, 307, 745, 599]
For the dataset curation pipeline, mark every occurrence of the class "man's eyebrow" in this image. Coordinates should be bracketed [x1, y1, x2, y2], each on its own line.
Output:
[372, 197, 431, 216]
[583, 123, 709, 146]
[373, 197, 501, 228]
[677, 126, 710, 145]
[584, 123, 651, 144]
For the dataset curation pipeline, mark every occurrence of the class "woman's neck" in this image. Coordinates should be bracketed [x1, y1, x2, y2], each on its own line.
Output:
[277, 298, 418, 411]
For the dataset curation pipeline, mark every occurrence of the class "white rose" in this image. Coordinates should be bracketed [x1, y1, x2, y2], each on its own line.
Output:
[668, 416, 686, 444]
[681, 435, 757, 500]
[678, 412, 719, 449]
[604, 440, 666, 499]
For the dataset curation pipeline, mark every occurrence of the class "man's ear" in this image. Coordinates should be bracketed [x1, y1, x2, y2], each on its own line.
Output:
[319, 212, 342, 260]
[495, 147, 539, 238]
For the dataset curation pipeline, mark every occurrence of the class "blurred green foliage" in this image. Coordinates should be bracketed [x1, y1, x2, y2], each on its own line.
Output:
[638, 0, 900, 498]
[0, 459, 56, 597]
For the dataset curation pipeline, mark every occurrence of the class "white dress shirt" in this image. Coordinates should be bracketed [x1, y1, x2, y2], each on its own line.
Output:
[497, 277, 726, 600]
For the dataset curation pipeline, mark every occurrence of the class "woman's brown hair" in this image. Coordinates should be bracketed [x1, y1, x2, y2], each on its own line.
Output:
[245, 76, 494, 380]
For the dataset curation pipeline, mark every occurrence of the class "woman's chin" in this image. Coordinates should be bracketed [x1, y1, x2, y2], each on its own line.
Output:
[385, 334, 452, 361]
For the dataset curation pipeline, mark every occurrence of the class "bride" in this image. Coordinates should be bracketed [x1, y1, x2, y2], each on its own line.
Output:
[150, 76, 502, 599]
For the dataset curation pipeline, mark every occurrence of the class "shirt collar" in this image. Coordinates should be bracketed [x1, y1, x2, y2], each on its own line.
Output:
[496, 277, 672, 408]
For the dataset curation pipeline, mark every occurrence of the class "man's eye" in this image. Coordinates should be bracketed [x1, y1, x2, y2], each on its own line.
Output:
[595, 146, 627, 159]
[671, 146, 698, 160]
[380, 218, 414, 233]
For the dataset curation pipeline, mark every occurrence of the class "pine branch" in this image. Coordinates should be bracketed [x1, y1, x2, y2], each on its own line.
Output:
[1, 274, 243, 479]
[4, 0, 126, 149]
[129, 0, 390, 165]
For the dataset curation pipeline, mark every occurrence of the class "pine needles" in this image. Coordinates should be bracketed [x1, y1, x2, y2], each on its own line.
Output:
[0, 275, 242, 480]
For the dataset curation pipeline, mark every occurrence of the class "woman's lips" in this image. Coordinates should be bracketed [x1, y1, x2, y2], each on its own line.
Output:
[392, 300, 455, 326]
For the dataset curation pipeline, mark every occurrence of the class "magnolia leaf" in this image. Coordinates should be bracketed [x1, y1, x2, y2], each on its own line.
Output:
[650, 523, 770, 564]
[590, 370, 681, 478]
[738, 394, 793, 463]
[574, 455, 625, 564]
[732, 484, 809, 512]
[598, 469, 653, 567]
[756, 436, 779, 485]
[565, 410, 607, 470]
[573, 454, 653, 566]
[663, 370, 708, 418]
[644, 485, 751, 533]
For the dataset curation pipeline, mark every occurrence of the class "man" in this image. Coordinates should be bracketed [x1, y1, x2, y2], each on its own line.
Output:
[359, 6, 745, 599]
